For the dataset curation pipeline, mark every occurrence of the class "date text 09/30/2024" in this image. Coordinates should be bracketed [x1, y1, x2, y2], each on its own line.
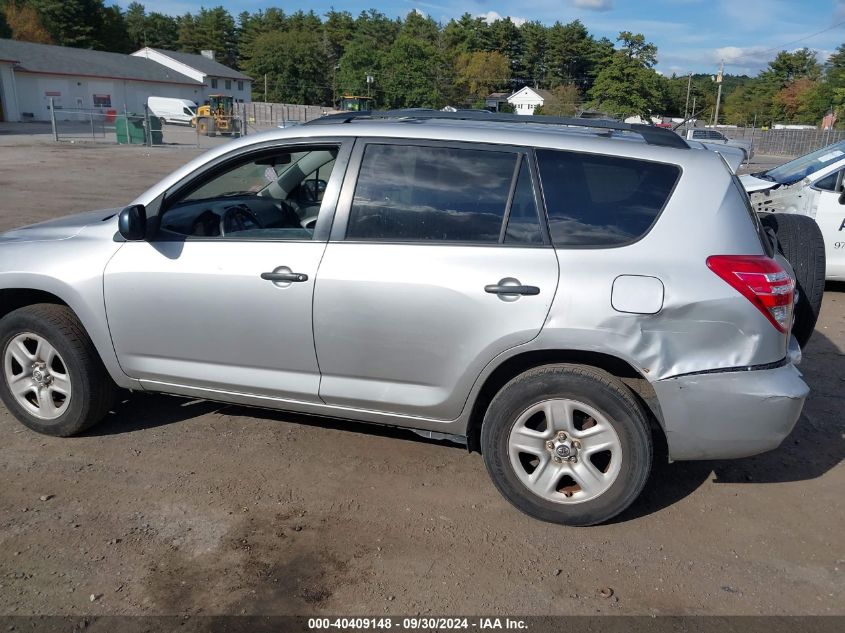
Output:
[308, 617, 528, 630]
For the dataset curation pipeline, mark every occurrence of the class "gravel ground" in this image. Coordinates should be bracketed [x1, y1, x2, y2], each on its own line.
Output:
[0, 137, 842, 618]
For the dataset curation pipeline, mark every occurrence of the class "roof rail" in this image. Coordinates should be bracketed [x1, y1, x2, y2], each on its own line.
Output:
[305, 109, 690, 149]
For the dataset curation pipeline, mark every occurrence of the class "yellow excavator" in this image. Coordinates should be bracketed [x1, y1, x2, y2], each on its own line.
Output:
[193, 94, 240, 136]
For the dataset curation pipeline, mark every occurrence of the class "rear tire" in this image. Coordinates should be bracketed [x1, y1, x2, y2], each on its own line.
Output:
[759, 213, 825, 348]
[481, 364, 652, 526]
[0, 304, 116, 437]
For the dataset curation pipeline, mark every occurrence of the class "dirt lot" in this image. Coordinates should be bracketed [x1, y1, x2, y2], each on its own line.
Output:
[0, 138, 842, 618]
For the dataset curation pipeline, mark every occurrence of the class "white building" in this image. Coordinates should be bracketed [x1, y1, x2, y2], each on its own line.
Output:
[131, 48, 251, 104]
[507, 86, 554, 115]
[0, 38, 251, 123]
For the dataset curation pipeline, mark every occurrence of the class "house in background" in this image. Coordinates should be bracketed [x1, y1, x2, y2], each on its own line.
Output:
[507, 86, 553, 115]
[484, 92, 510, 112]
[131, 47, 252, 105]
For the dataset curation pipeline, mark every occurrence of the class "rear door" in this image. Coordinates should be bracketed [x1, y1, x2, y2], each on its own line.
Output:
[312, 140, 560, 421]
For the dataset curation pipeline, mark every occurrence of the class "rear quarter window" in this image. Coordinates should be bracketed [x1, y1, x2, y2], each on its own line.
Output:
[536, 149, 680, 247]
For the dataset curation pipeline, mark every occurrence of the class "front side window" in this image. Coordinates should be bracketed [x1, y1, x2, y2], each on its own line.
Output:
[346, 144, 518, 243]
[160, 145, 340, 239]
[537, 149, 680, 247]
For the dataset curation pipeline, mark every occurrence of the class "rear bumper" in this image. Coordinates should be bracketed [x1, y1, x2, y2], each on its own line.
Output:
[653, 363, 809, 461]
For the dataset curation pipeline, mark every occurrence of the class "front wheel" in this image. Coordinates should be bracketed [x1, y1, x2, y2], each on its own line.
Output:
[481, 364, 652, 526]
[0, 304, 116, 437]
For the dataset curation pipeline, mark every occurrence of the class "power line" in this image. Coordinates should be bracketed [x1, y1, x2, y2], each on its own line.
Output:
[755, 19, 845, 57]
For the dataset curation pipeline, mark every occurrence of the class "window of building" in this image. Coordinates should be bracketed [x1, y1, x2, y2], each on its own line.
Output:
[225, 80, 232, 90]
[238, 81, 244, 91]
[211, 78, 218, 89]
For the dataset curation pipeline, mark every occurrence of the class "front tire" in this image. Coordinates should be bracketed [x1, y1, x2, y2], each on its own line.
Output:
[0, 304, 116, 436]
[481, 364, 652, 526]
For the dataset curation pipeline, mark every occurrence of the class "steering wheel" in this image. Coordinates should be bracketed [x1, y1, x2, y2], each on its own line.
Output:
[220, 204, 264, 236]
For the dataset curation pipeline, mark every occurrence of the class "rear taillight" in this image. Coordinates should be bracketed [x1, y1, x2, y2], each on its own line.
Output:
[706, 255, 795, 333]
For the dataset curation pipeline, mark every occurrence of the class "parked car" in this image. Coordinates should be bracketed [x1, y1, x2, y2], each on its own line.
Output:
[685, 128, 754, 161]
[147, 96, 197, 126]
[0, 112, 817, 526]
[686, 139, 745, 172]
[741, 140, 844, 282]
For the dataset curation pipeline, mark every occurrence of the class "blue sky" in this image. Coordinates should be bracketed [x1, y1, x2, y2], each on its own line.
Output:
[130, 0, 845, 76]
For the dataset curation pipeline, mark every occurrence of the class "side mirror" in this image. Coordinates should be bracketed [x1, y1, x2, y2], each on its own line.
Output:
[838, 190, 845, 206]
[118, 204, 147, 240]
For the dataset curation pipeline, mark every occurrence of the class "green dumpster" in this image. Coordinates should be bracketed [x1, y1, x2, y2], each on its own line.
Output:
[115, 114, 163, 145]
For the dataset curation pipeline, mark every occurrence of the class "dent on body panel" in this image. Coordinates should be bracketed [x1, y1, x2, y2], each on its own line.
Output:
[540, 293, 769, 380]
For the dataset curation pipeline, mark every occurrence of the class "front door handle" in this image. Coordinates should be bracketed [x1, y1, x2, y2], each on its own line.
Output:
[261, 271, 308, 283]
[484, 284, 540, 296]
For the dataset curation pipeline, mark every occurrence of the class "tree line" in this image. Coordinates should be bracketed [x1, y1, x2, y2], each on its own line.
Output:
[2, 0, 844, 126]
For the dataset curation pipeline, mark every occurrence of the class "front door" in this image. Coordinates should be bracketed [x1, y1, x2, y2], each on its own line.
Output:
[104, 141, 349, 402]
[313, 140, 560, 421]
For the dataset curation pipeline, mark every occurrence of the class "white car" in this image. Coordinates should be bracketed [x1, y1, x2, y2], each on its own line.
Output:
[741, 141, 845, 281]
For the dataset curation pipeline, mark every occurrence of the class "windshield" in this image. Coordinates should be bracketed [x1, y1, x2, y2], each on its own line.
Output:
[764, 140, 845, 184]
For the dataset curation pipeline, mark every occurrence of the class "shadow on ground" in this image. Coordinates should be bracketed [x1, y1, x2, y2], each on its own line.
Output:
[84, 300, 843, 524]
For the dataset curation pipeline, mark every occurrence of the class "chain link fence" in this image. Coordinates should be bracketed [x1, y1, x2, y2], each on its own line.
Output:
[677, 124, 845, 157]
[48, 99, 249, 149]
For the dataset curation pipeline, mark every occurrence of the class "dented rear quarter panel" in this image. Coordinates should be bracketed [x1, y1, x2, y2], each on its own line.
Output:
[536, 150, 786, 381]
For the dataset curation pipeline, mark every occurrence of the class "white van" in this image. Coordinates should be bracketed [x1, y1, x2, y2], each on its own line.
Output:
[147, 97, 197, 126]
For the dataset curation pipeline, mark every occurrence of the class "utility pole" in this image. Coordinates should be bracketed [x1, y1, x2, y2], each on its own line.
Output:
[264, 73, 268, 102]
[683, 72, 692, 122]
[712, 61, 724, 127]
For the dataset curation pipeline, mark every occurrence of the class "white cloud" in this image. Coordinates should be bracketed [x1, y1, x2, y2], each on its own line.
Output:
[713, 45, 772, 66]
[477, 11, 528, 27]
[570, 0, 614, 11]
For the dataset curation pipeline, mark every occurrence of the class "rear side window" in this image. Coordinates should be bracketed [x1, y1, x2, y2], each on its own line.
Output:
[536, 149, 680, 247]
[347, 144, 517, 242]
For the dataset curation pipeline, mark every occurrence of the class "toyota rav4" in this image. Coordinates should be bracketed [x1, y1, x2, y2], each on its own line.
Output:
[0, 111, 812, 526]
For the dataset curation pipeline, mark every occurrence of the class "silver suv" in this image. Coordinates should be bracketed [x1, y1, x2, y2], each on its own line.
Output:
[0, 112, 809, 525]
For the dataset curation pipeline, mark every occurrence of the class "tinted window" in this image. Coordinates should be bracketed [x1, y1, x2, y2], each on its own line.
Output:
[347, 144, 517, 242]
[536, 149, 680, 247]
[504, 159, 543, 244]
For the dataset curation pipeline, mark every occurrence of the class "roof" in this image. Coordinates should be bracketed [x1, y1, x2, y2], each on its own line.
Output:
[0, 38, 201, 85]
[147, 48, 251, 81]
[307, 110, 689, 149]
[486, 92, 510, 99]
[508, 86, 554, 102]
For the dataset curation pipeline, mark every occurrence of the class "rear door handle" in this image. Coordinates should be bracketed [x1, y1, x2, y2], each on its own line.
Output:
[261, 271, 308, 283]
[484, 284, 540, 296]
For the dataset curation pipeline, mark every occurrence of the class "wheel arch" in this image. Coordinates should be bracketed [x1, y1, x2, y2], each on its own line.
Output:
[0, 283, 135, 390]
[465, 349, 666, 454]
[0, 288, 69, 319]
